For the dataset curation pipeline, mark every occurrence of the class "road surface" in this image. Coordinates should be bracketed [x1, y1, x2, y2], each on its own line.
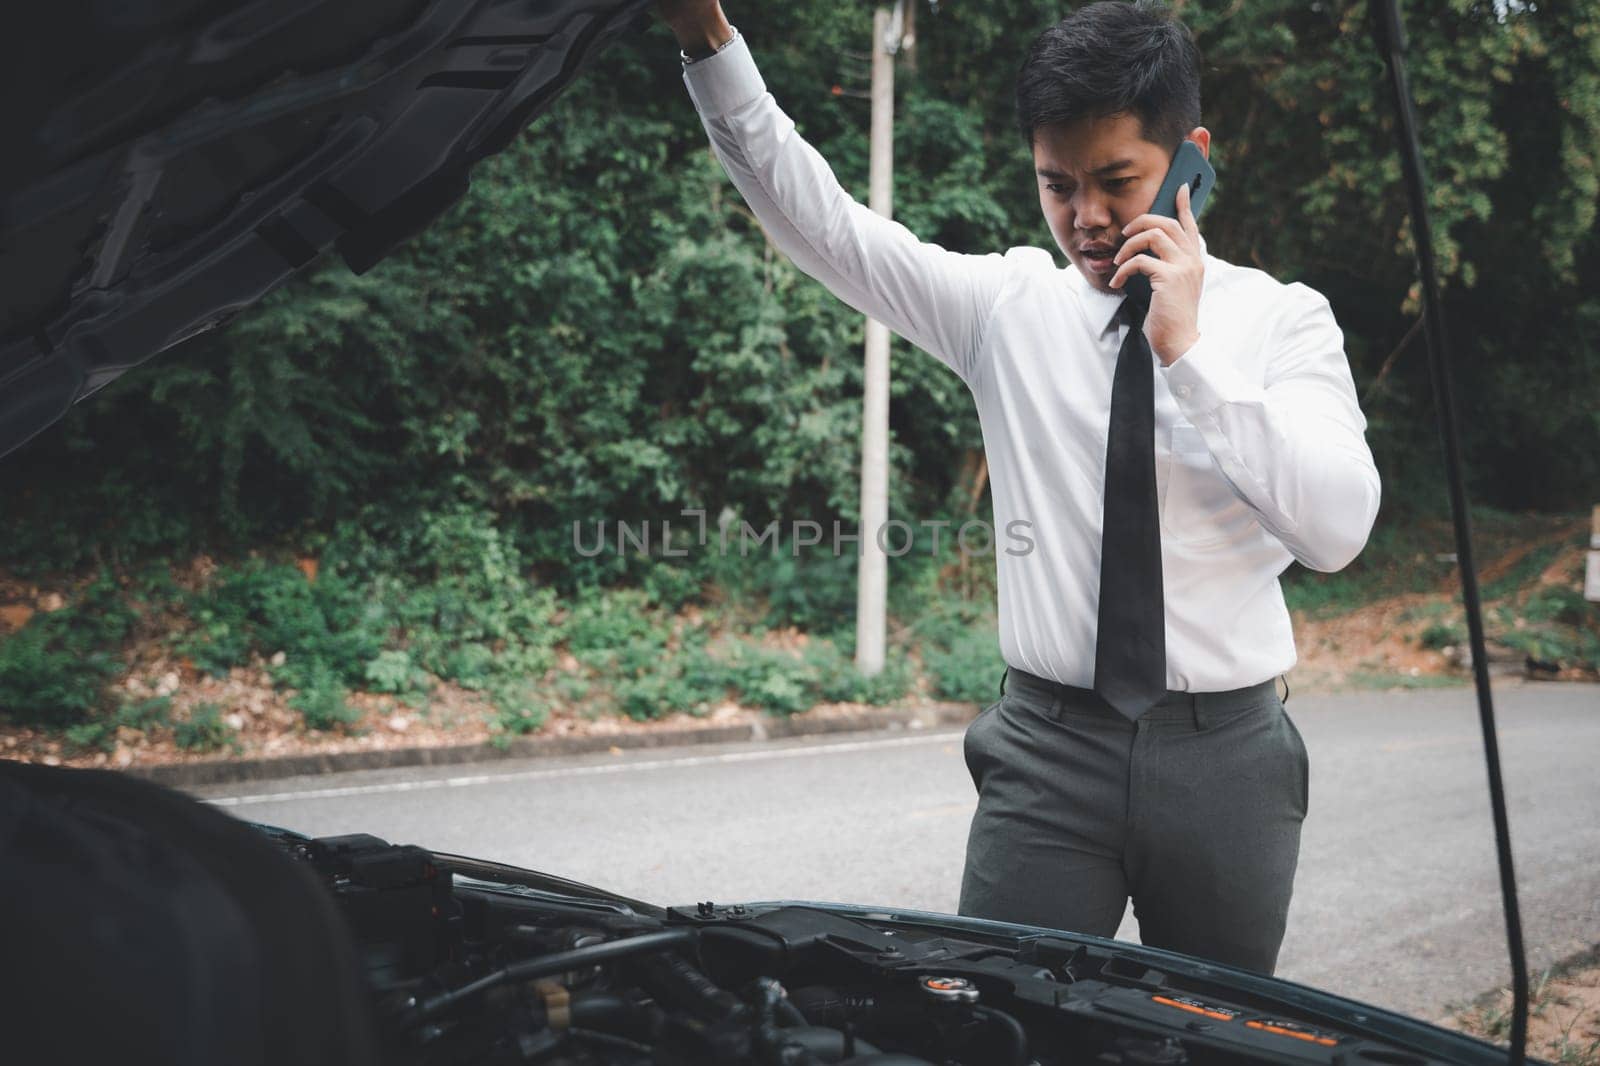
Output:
[196, 681, 1600, 1021]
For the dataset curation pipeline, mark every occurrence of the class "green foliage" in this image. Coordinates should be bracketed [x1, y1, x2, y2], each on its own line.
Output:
[3, 1, 1597, 578]
[2, 3, 1599, 744]
[173, 506, 566, 728]
[924, 628, 1006, 704]
[120, 695, 172, 730]
[0, 575, 136, 727]
[180, 560, 385, 688]
[1494, 585, 1600, 669]
[364, 650, 428, 696]
[612, 655, 723, 720]
[63, 695, 174, 753]
[563, 588, 662, 655]
[893, 574, 1007, 703]
[803, 640, 913, 705]
[61, 719, 114, 753]
[289, 665, 360, 732]
[1283, 511, 1454, 617]
[175, 701, 239, 753]
[1419, 619, 1467, 650]
[723, 644, 814, 715]
[1346, 671, 1467, 691]
[330, 505, 556, 655]
[752, 555, 860, 634]
[567, 598, 721, 719]
[488, 680, 551, 743]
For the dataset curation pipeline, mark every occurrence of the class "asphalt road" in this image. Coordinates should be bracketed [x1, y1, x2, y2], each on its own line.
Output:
[197, 681, 1600, 1022]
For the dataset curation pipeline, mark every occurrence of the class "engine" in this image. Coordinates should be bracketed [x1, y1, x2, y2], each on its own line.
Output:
[275, 831, 1465, 1066]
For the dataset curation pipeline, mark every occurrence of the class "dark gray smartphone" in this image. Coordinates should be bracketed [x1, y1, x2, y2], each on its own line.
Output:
[1123, 140, 1215, 303]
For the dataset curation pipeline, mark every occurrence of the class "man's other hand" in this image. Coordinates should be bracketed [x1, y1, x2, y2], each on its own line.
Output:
[657, 0, 735, 58]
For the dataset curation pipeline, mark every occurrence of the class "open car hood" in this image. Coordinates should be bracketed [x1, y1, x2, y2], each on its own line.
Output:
[317, 828, 1513, 1065]
[0, 0, 651, 460]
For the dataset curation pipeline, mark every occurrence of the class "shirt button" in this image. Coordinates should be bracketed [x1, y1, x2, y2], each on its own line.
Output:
[1175, 384, 1192, 399]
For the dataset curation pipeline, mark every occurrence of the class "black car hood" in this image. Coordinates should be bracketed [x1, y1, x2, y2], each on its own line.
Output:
[420, 840, 1513, 1066]
[0, 0, 651, 460]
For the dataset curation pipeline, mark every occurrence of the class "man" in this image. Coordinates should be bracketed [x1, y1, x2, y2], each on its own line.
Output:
[659, 0, 1380, 975]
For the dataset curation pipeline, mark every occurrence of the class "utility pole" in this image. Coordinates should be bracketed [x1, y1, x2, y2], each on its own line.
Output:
[855, 2, 905, 677]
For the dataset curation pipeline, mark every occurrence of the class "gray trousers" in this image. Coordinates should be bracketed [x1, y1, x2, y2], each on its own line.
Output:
[957, 667, 1309, 975]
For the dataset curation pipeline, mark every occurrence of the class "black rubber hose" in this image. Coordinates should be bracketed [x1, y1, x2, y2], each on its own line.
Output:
[1368, 4, 1528, 1064]
[639, 949, 749, 1022]
[411, 928, 698, 1022]
[569, 991, 655, 1041]
[971, 1005, 1028, 1066]
[747, 977, 832, 1066]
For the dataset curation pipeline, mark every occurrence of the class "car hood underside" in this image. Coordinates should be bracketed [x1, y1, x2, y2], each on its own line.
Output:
[0, 0, 651, 460]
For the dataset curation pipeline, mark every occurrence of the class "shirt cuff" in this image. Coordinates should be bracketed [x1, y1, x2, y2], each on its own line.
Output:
[1159, 332, 1263, 418]
[682, 31, 766, 118]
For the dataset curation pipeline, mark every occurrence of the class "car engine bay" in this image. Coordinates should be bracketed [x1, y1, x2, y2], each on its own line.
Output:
[279, 829, 1472, 1066]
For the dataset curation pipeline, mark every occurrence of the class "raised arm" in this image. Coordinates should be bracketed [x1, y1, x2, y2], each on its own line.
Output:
[660, 2, 1008, 385]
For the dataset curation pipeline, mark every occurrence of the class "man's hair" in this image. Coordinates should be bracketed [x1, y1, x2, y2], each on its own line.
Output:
[1015, 0, 1202, 151]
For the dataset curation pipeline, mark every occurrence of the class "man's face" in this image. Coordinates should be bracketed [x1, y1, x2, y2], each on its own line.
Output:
[1032, 112, 1210, 293]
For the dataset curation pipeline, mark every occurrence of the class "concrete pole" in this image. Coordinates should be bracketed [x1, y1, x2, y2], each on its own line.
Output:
[855, 5, 896, 677]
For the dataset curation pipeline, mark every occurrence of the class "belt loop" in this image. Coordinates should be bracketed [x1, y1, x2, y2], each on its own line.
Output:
[1189, 691, 1205, 731]
[999, 666, 1009, 698]
[1279, 674, 1290, 705]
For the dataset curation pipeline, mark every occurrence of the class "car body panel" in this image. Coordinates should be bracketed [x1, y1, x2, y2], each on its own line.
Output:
[0, 0, 652, 459]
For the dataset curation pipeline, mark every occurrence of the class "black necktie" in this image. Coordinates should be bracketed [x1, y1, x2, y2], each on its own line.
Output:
[1093, 292, 1167, 721]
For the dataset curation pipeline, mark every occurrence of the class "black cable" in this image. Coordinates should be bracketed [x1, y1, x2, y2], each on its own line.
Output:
[1368, 4, 1528, 1064]
[411, 922, 787, 1026]
[412, 928, 699, 1023]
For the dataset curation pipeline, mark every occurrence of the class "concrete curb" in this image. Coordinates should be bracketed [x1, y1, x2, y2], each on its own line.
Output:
[127, 702, 982, 789]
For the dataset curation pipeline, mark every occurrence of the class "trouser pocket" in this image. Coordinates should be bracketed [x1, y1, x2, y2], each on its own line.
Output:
[963, 697, 1004, 791]
[1281, 704, 1310, 818]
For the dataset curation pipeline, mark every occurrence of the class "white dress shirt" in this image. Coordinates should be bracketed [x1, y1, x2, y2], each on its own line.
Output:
[683, 34, 1382, 692]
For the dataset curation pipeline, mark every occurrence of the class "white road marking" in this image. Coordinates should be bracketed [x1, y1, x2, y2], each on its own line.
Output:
[205, 729, 964, 808]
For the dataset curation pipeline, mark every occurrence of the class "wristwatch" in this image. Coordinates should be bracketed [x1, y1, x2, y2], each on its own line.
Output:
[681, 25, 740, 65]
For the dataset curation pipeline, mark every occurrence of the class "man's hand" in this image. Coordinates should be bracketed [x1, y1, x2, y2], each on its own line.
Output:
[657, 0, 735, 58]
[1109, 180, 1205, 366]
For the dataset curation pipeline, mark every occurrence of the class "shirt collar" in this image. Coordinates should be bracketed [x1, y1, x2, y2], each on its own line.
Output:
[1073, 232, 1210, 338]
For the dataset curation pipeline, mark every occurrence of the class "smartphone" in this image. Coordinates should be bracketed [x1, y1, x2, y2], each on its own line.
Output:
[1122, 139, 1215, 303]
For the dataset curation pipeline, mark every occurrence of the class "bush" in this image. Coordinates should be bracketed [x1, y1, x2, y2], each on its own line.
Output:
[1494, 587, 1600, 670]
[175, 702, 238, 753]
[612, 670, 695, 721]
[562, 588, 661, 654]
[641, 562, 704, 610]
[718, 642, 815, 715]
[179, 560, 385, 688]
[1419, 620, 1467, 650]
[0, 574, 136, 728]
[62, 719, 115, 753]
[586, 626, 715, 721]
[924, 627, 1004, 704]
[364, 649, 429, 695]
[704, 551, 861, 636]
[805, 640, 912, 705]
[60, 695, 173, 754]
[289, 664, 361, 731]
[489, 681, 550, 742]
[436, 642, 497, 690]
